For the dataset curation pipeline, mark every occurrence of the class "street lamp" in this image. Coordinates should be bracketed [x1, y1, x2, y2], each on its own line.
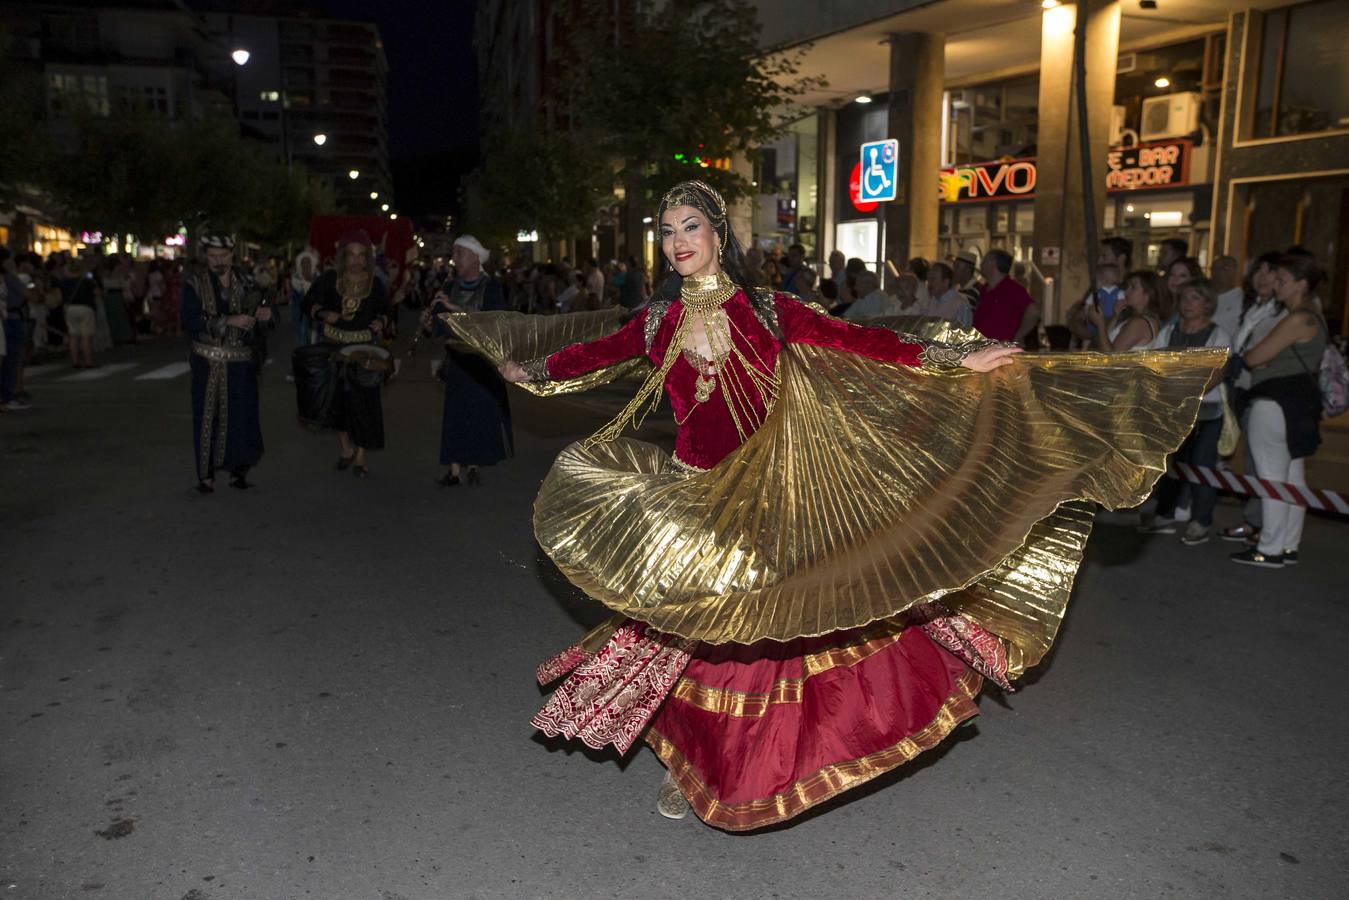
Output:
[389, 213, 398, 220]
[312, 133, 327, 146]
[380, 203, 389, 212]
[348, 169, 360, 180]
[231, 49, 251, 66]
[369, 191, 379, 200]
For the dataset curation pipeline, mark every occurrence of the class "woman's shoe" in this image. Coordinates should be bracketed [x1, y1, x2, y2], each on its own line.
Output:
[195, 480, 214, 494]
[335, 454, 355, 471]
[1219, 522, 1259, 543]
[228, 474, 252, 490]
[655, 771, 690, 820]
[436, 472, 461, 487]
[466, 467, 481, 486]
[352, 464, 369, 478]
[1282, 550, 1299, 565]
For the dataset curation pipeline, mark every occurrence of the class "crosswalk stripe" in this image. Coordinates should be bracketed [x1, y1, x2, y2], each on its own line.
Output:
[431, 360, 442, 377]
[134, 361, 191, 381]
[57, 363, 139, 382]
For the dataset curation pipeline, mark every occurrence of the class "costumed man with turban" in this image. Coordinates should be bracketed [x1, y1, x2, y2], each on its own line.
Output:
[420, 235, 513, 486]
[304, 230, 392, 477]
[182, 232, 272, 493]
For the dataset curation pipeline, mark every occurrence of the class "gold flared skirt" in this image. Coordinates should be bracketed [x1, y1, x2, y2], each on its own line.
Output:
[532, 344, 1226, 675]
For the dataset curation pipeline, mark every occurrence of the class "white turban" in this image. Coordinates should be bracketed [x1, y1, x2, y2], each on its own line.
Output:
[453, 234, 489, 266]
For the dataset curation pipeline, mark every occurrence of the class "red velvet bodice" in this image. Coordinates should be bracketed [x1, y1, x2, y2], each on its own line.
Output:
[545, 292, 922, 469]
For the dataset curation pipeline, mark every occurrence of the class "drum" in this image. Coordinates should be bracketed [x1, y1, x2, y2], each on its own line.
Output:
[338, 343, 392, 389]
[292, 343, 338, 428]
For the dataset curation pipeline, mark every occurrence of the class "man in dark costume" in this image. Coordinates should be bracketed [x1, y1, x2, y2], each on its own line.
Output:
[304, 230, 391, 477]
[421, 234, 512, 486]
[182, 233, 272, 493]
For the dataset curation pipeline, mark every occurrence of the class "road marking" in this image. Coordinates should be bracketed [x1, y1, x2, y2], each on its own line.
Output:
[57, 363, 139, 382]
[431, 360, 442, 377]
[22, 363, 68, 379]
[134, 361, 191, 380]
[393, 358, 402, 376]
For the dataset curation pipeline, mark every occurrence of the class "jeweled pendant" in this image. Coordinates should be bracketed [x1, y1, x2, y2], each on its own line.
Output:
[695, 373, 716, 403]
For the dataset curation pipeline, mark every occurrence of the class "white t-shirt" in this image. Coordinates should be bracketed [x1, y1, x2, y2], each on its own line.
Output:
[1213, 287, 1243, 341]
[914, 288, 973, 327]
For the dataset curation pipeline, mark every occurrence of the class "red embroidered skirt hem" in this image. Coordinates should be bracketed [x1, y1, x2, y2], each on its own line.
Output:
[645, 625, 981, 832]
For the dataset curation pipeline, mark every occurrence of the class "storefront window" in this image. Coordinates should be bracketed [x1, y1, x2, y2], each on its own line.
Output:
[1253, 0, 1349, 138]
[48, 72, 109, 117]
[752, 113, 821, 256]
[945, 76, 1038, 165]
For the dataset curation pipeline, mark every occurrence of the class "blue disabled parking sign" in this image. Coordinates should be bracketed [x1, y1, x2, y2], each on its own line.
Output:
[859, 139, 899, 203]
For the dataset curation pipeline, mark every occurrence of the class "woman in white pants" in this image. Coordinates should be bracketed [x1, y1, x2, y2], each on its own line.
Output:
[1232, 253, 1328, 568]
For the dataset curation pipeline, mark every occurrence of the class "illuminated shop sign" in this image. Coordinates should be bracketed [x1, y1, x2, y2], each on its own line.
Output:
[938, 140, 1192, 202]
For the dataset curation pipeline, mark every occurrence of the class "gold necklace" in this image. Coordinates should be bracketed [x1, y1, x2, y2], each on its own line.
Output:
[680, 271, 736, 312]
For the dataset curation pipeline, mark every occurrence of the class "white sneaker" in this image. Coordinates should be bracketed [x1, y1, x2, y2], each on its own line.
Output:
[1138, 515, 1177, 535]
[4, 400, 31, 411]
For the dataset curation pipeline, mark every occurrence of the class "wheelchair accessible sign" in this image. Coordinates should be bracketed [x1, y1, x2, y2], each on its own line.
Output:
[858, 139, 899, 203]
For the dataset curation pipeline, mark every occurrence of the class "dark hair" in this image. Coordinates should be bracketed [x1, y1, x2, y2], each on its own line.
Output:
[818, 277, 839, 301]
[1168, 256, 1203, 283]
[985, 248, 1013, 275]
[844, 257, 866, 275]
[586, 257, 598, 268]
[1101, 236, 1133, 267]
[1277, 251, 1323, 292]
[929, 261, 953, 286]
[788, 243, 805, 256]
[907, 257, 929, 280]
[1125, 269, 1170, 320]
[1160, 237, 1189, 258]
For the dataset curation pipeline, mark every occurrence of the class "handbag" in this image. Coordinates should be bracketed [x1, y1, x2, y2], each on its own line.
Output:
[1217, 382, 1240, 457]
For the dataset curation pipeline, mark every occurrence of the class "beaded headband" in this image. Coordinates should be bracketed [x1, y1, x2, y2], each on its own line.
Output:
[658, 180, 729, 249]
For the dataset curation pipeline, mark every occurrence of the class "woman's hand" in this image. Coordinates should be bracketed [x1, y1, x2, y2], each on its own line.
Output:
[1085, 302, 1105, 328]
[255, 306, 273, 322]
[499, 360, 531, 383]
[369, 319, 383, 335]
[963, 346, 1022, 372]
[321, 311, 340, 325]
[226, 314, 255, 329]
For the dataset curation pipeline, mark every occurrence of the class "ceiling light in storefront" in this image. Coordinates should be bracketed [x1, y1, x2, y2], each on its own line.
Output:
[1154, 76, 1171, 89]
[348, 169, 360, 180]
[1041, 0, 1060, 9]
[380, 203, 390, 212]
[853, 94, 873, 104]
[389, 213, 398, 220]
[642, 216, 653, 224]
[312, 133, 327, 146]
[1149, 211, 1183, 227]
[231, 49, 251, 66]
[1125, 203, 1135, 212]
[370, 191, 379, 200]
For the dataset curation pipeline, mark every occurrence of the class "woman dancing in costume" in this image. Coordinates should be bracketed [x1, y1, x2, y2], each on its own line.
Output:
[481, 180, 1223, 831]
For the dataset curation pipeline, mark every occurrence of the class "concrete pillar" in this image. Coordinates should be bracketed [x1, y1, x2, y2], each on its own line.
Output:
[1031, 0, 1120, 323]
[818, 106, 838, 266]
[884, 32, 945, 272]
[730, 150, 755, 249]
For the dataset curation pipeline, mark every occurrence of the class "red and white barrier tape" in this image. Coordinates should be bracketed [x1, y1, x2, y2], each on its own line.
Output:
[1168, 462, 1349, 515]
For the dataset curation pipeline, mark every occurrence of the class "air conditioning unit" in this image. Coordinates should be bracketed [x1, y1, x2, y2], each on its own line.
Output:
[1109, 105, 1128, 145]
[1116, 52, 1137, 74]
[1140, 92, 1200, 140]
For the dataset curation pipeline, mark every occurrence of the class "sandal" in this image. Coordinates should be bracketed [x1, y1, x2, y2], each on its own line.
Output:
[335, 453, 356, 471]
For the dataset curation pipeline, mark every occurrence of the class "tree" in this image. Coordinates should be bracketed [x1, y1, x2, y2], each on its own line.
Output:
[0, 25, 53, 207]
[563, 0, 823, 206]
[470, 125, 613, 252]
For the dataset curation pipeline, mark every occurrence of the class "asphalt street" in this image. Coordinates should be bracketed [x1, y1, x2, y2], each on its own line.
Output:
[2, 322, 1346, 900]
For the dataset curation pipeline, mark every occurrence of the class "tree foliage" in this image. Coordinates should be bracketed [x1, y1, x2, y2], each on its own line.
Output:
[469, 126, 613, 250]
[561, 0, 822, 205]
[471, 0, 821, 239]
[40, 115, 327, 247]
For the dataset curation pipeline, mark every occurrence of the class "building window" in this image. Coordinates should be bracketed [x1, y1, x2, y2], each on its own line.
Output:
[1252, 0, 1349, 138]
[259, 90, 280, 102]
[945, 76, 1038, 166]
[42, 14, 99, 54]
[49, 72, 109, 117]
[115, 84, 170, 117]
